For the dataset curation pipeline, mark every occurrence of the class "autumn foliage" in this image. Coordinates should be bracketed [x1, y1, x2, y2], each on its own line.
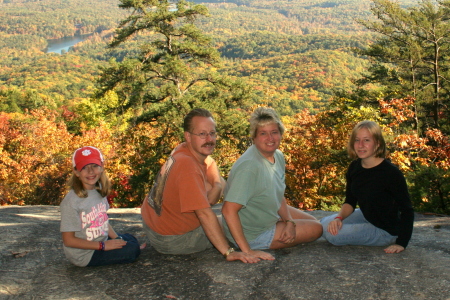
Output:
[0, 109, 155, 207]
[1, 0, 450, 214]
[0, 109, 72, 205]
[282, 96, 449, 214]
[1, 96, 449, 214]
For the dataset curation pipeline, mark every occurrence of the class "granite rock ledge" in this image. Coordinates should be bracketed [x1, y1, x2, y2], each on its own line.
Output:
[1, 205, 450, 300]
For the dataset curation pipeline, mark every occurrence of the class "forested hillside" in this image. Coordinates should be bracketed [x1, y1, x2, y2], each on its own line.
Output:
[0, 0, 126, 38]
[0, 0, 415, 111]
[1, 0, 449, 215]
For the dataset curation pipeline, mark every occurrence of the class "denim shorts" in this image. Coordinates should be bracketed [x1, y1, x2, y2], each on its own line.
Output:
[244, 225, 276, 250]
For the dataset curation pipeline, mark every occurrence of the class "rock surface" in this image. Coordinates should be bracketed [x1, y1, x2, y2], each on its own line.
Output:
[1, 205, 450, 300]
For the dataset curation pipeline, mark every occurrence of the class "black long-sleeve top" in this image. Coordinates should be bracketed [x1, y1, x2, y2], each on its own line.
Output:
[345, 159, 414, 248]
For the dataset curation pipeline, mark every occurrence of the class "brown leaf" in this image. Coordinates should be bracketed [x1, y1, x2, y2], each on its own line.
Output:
[11, 251, 29, 258]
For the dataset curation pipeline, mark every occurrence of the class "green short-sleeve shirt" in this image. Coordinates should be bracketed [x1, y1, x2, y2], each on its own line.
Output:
[223, 145, 286, 243]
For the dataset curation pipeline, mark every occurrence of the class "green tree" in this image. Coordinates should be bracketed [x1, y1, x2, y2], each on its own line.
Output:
[357, 0, 450, 134]
[95, 0, 252, 197]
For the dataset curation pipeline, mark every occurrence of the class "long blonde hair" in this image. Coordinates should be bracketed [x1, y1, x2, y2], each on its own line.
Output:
[68, 169, 111, 198]
[347, 120, 387, 159]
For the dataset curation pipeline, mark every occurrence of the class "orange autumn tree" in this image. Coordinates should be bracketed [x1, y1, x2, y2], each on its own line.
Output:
[282, 109, 351, 210]
[1, 99, 447, 213]
[282, 96, 449, 213]
[282, 101, 382, 211]
[0, 108, 148, 207]
[0, 109, 73, 205]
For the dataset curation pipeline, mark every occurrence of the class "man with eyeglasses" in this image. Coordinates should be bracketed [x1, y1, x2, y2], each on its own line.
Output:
[141, 108, 258, 263]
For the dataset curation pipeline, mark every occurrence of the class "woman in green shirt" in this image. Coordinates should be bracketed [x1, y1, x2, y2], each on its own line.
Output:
[222, 107, 323, 261]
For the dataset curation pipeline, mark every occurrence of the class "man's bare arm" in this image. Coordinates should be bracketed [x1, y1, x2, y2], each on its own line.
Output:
[194, 207, 259, 263]
[205, 157, 226, 205]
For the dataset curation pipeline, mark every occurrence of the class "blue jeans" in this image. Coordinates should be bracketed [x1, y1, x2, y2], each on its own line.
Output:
[320, 209, 397, 246]
[87, 233, 141, 267]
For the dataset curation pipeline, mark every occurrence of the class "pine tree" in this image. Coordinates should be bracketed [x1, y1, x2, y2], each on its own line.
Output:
[94, 0, 252, 197]
[357, 0, 450, 135]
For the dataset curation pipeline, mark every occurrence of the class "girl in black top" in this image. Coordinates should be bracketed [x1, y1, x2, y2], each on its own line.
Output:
[320, 121, 414, 253]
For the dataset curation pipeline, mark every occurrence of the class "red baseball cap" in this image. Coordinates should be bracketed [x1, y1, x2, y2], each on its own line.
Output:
[72, 146, 104, 171]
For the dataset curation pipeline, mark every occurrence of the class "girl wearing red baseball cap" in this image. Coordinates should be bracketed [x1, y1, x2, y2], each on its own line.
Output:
[60, 146, 141, 267]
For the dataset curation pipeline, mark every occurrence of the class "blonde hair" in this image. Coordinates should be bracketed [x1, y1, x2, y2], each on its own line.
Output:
[249, 107, 285, 139]
[68, 168, 111, 198]
[347, 120, 387, 159]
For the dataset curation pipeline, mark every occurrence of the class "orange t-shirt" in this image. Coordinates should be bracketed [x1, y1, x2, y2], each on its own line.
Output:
[141, 143, 212, 235]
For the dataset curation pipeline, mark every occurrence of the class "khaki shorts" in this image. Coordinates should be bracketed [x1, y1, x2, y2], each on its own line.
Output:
[142, 221, 213, 254]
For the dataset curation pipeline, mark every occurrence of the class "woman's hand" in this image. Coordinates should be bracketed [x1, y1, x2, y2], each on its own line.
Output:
[226, 251, 261, 263]
[104, 239, 127, 251]
[247, 250, 275, 261]
[327, 219, 343, 236]
[384, 244, 405, 254]
[278, 221, 296, 244]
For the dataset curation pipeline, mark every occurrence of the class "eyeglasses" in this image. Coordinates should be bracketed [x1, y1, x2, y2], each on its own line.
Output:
[189, 131, 218, 139]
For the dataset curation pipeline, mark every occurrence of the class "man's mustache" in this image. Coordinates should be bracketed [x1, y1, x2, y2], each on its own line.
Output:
[202, 142, 215, 147]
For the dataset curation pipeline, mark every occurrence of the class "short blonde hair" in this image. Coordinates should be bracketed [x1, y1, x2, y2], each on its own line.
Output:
[249, 107, 285, 139]
[347, 120, 386, 159]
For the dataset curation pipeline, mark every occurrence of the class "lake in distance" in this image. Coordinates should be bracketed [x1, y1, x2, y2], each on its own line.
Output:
[46, 35, 90, 54]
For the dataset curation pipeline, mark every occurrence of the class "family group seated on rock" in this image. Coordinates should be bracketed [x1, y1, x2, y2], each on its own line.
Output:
[60, 107, 414, 267]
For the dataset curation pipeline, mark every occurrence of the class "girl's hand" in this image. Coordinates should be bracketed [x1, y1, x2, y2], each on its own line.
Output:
[384, 244, 405, 254]
[327, 219, 342, 236]
[247, 250, 275, 261]
[104, 239, 127, 251]
[278, 221, 296, 244]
